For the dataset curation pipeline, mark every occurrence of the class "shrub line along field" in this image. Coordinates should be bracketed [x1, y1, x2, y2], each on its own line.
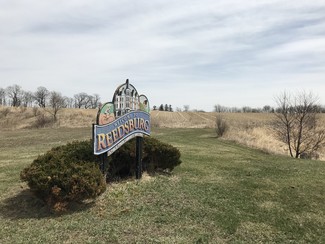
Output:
[0, 125, 325, 243]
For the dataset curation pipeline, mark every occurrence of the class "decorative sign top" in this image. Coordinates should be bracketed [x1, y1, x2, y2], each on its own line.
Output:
[93, 79, 150, 156]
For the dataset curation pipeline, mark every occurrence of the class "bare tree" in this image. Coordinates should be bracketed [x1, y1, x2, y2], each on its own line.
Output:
[64, 97, 74, 108]
[183, 105, 190, 112]
[90, 94, 100, 109]
[214, 104, 227, 113]
[242, 106, 252, 113]
[83, 94, 100, 109]
[74, 92, 88, 108]
[215, 115, 229, 137]
[0, 88, 6, 106]
[34, 86, 49, 108]
[273, 91, 325, 159]
[263, 105, 272, 113]
[47, 91, 66, 121]
[6, 84, 23, 107]
[22, 91, 34, 107]
[84, 95, 92, 109]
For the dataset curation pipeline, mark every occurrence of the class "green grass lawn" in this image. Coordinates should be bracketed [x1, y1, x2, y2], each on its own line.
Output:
[0, 127, 325, 243]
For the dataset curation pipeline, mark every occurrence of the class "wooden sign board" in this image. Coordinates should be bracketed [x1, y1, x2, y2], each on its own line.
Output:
[93, 79, 150, 158]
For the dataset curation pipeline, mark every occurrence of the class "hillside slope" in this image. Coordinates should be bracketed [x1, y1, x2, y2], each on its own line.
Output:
[1, 127, 325, 243]
[1, 106, 324, 160]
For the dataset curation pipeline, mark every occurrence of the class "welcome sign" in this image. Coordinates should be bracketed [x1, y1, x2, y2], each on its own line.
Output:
[93, 79, 150, 156]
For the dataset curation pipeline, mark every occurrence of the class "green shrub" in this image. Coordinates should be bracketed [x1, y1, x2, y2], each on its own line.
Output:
[107, 137, 182, 179]
[20, 140, 106, 212]
[106, 139, 136, 180]
[143, 137, 182, 172]
[21, 137, 181, 211]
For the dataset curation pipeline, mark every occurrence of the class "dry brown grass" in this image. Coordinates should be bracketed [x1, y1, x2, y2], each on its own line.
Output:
[0, 106, 97, 130]
[151, 111, 325, 160]
[56, 108, 97, 127]
[151, 110, 215, 128]
[1, 106, 324, 160]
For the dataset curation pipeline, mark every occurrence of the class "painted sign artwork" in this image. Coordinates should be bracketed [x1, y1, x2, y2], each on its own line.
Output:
[94, 79, 150, 156]
[97, 102, 115, 125]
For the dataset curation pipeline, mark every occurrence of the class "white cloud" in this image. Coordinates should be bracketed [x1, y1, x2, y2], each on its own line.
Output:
[1, 0, 325, 111]
[263, 38, 325, 57]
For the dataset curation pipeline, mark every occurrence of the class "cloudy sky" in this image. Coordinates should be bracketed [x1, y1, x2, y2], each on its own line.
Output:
[1, 0, 325, 111]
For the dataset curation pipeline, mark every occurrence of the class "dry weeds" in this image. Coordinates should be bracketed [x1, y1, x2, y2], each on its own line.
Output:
[1, 106, 324, 160]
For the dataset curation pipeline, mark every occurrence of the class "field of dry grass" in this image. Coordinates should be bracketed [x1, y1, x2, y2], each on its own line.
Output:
[1, 106, 325, 160]
[0, 106, 97, 130]
[151, 110, 325, 160]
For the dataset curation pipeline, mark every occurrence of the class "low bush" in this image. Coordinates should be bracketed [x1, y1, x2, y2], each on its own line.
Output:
[32, 114, 54, 128]
[20, 140, 106, 212]
[21, 137, 181, 211]
[107, 137, 182, 179]
[143, 137, 182, 172]
[215, 115, 229, 137]
[106, 139, 136, 180]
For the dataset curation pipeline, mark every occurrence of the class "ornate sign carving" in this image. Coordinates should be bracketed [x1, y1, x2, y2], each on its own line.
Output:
[93, 79, 150, 156]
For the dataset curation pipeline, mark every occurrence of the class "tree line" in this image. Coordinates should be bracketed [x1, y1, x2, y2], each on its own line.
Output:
[152, 104, 173, 112]
[214, 104, 325, 113]
[214, 91, 325, 160]
[0, 84, 101, 109]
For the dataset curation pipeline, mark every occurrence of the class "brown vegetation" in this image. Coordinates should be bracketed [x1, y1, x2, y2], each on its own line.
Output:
[0, 106, 97, 130]
[1, 106, 324, 160]
[138, 111, 325, 160]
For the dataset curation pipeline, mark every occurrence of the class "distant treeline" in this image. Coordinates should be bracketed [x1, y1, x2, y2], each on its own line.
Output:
[2, 84, 325, 114]
[153, 104, 173, 112]
[0, 84, 178, 113]
[213, 104, 325, 113]
[0, 84, 101, 109]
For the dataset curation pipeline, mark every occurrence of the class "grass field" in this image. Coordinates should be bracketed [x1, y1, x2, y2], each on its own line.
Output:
[1, 127, 325, 243]
[1, 106, 324, 160]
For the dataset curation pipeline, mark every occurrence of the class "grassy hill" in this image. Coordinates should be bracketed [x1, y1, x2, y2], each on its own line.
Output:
[1, 106, 324, 159]
[0, 127, 324, 243]
[0, 106, 274, 130]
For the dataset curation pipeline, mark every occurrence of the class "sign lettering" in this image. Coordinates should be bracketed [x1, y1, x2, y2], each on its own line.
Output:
[93, 79, 150, 156]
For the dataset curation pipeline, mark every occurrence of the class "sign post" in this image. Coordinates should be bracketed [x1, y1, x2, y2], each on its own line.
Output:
[93, 79, 150, 179]
[136, 137, 143, 179]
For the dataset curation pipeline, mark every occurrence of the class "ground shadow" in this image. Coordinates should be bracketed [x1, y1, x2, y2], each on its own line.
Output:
[0, 189, 95, 220]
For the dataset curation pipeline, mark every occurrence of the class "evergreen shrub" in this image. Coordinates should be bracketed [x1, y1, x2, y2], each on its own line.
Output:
[20, 140, 106, 212]
[21, 137, 181, 210]
[143, 137, 182, 172]
[107, 137, 182, 179]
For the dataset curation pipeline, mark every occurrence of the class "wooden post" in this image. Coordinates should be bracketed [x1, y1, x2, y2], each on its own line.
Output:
[136, 137, 143, 179]
[99, 152, 108, 175]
